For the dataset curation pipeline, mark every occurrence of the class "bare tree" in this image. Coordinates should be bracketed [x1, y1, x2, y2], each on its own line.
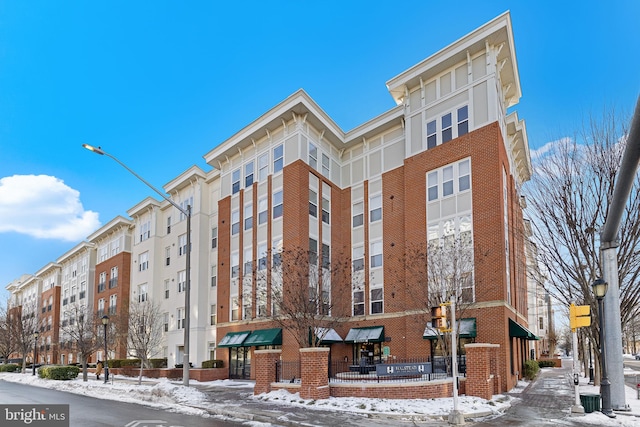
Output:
[0, 299, 16, 363]
[127, 299, 164, 384]
[264, 245, 352, 349]
[12, 301, 39, 373]
[60, 303, 102, 382]
[524, 107, 640, 384]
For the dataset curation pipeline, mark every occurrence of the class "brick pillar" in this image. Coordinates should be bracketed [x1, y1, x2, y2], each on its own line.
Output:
[254, 349, 281, 395]
[299, 347, 330, 400]
[489, 345, 502, 394]
[465, 343, 500, 401]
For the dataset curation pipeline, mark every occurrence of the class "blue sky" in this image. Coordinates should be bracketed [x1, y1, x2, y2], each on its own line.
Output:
[1, 1, 639, 301]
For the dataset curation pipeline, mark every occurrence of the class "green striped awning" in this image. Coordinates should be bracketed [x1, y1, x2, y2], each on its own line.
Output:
[345, 326, 384, 343]
[244, 328, 282, 346]
[217, 331, 251, 348]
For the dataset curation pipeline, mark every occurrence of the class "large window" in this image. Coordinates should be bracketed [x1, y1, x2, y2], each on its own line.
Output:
[353, 291, 365, 316]
[370, 288, 383, 314]
[273, 190, 283, 219]
[109, 267, 118, 288]
[139, 252, 149, 271]
[245, 161, 254, 188]
[139, 221, 150, 242]
[258, 152, 269, 181]
[109, 294, 117, 314]
[232, 168, 241, 194]
[369, 195, 382, 222]
[426, 159, 471, 202]
[273, 144, 284, 173]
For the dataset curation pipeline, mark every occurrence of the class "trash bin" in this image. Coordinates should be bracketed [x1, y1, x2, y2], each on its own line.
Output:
[579, 393, 601, 413]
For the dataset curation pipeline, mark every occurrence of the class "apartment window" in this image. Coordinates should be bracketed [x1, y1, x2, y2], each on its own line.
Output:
[322, 243, 330, 269]
[273, 144, 284, 173]
[139, 252, 149, 271]
[232, 168, 241, 194]
[178, 270, 186, 293]
[63, 290, 68, 306]
[321, 153, 330, 177]
[231, 297, 239, 321]
[245, 161, 254, 187]
[309, 190, 318, 217]
[211, 265, 217, 287]
[309, 238, 318, 265]
[111, 238, 120, 256]
[244, 248, 253, 275]
[352, 201, 364, 227]
[352, 246, 364, 271]
[108, 268, 117, 289]
[70, 286, 76, 303]
[140, 221, 150, 242]
[99, 246, 108, 262]
[427, 171, 438, 201]
[177, 308, 185, 330]
[457, 105, 469, 136]
[164, 279, 170, 299]
[273, 190, 283, 219]
[231, 252, 239, 278]
[442, 113, 452, 143]
[231, 210, 240, 235]
[109, 294, 117, 314]
[98, 272, 106, 292]
[353, 291, 365, 316]
[369, 194, 382, 222]
[539, 316, 544, 330]
[371, 288, 383, 314]
[258, 152, 269, 181]
[257, 243, 267, 271]
[211, 227, 218, 249]
[258, 197, 268, 225]
[79, 282, 86, 300]
[459, 159, 470, 191]
[321, 196, 330, 224]
[167, 216, 172, 234]
[210, 304, 217, 325]
[178, 234, 187, 256]
[138, 284, 147, 303]
[165, 247, 171, 266]
[443, 166, 454, 197]
[163, 313, 169, 332]
[427, 120, 437, 149]
[309, 143, 318, 169]
[97, 299, 105, 317]
[370, 241, 383, 268]
[244, 203, 253, 230]
[179, 197, 193, 221]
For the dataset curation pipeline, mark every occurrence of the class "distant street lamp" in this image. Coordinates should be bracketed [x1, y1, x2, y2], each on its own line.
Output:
[592, 278, 615, 418]
[83, 144, 192, 386]
[102, 315, 109, 384]
[32, 331, 39, 376]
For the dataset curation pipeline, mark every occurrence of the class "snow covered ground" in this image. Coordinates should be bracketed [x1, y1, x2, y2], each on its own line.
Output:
[1, 366, 640, 426]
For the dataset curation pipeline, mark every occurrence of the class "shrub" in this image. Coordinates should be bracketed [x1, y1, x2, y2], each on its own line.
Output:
[202, 359, 224, 368]
[38, 365, 80, 380]
[523, 360, 540, 380]
[149, 358, 167, 368]
[538, 360, 557, 368]
[108, 359, 140, 368]
[0, 363, 19, 372]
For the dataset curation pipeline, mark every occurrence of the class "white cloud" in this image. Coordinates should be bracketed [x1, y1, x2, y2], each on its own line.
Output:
[0, 174, 100, 241]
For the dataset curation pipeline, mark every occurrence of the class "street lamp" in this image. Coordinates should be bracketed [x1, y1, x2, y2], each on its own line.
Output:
[592, 278, 615, 418]
[83, 144, 192, 386]
[32, 331, 39, 376]
[102, 315, 109, 384]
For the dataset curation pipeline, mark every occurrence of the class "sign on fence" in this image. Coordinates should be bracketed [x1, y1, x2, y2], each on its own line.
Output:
[375, 362, 432, 377]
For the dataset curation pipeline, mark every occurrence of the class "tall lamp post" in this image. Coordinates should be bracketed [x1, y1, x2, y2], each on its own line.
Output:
[592, 278, 615, 418]
[102, 315, 109, 384]
[32, 331, 39, 376]
[83, 144, 192, 386]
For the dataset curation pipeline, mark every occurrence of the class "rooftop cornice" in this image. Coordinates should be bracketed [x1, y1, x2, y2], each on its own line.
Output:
[86, 215, 133, 242]
[126, 196, 162, 217]
[56, 241, 96, 264]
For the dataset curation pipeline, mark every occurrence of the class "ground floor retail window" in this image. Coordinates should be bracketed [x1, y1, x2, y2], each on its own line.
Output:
[352, 342, 382, 365]
[430, 336, 474, 357]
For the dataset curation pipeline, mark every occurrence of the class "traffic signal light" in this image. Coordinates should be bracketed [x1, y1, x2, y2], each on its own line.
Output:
[431, 305, 447, 330]
[569, 303, 591, 331]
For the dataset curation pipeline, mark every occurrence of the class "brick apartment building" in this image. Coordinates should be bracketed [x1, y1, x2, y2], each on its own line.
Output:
[5, 11, 538, 394]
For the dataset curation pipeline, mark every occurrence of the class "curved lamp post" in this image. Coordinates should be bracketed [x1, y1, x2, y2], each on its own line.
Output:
[592, 278, 615, 418]
[102, 315, 109, 384]
[32, 331, 39, 376]
[83, 144, 191, 386]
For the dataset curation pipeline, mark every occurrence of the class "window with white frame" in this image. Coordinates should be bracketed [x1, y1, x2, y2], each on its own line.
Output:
[457, 106, 469, 136]
[352, 245, 364, 271]
[178, 234, 187, 256]
[232, 168, 241, 194]
[257, 243, 267, 271]
[245, 161, 254, 187]
[138, 284, 147, 303]
[309, 142, 318, 169]
[164, 279, 170, 299]
[353, 290, 364, 316]
[210, 304, 217, 325]
[231, 252, 239, 278]
[231, 297, 239, 321]
[99, 246, 108, 262]
[177, 308, 185, 329]
[370, 240, 383, 268]
[178, 270, 186, 293]
[244, 203, 253, 230]
[139, 252, 149, 271]
[109, 267, 118, 288]
[352, 201, 364, 227]
[98, 272, 106, 292]
[231, 210, 240, 235]
[211, 227, 218, 249]
[273, 190, 283, 219]
[442, 112, 453, 143]
[179, 197, 193, 220]
[426, 159, 471, 201]
[165, 247, 171, 266]
[309, 189, 318, 217]
[167, 216, 172, 234]
[211, 265, 217, 287]
[370, 287, 383, 314]
[139, 221, 151, 242]
[321, 153, 330, 177]
[273, 144, 283, 173]
[427, 120, 437, 149]
[428, 171, 438, 201]
[369, 194, 382, 223]
[258, 152, 269, 181]
[109, 294, 117, 314]
[321, 195, 330, 224]
[98, 298, 105, 316]
[244, 248, 253, 275]
[163, 312, 169, 332]
[258, 197, 268, 224]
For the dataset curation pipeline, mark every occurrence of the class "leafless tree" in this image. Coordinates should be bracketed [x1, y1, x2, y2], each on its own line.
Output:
[0, 299, 16, 363]
[524, 107, 640, 384]
[263, 244, 352, 349]
[60, 303, 102, 381]
[12, 301, 39, 373]
[127, 299, 164, 384]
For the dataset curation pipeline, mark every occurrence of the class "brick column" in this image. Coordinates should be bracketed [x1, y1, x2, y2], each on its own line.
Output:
[254, 349, 281, 395]
[299, 347, 330, 400]
[465, 343, 500, 401]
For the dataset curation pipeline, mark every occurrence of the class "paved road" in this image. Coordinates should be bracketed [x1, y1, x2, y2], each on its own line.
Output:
[0, 380, 241, 427]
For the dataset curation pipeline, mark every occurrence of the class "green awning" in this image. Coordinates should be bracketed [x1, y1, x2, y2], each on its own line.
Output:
[244, 328, 282, 347]
[218, 331, 251, 348]
[509, 319, 539, 340]
[423, 318, 477, 340]
[345, 326, 384, 343]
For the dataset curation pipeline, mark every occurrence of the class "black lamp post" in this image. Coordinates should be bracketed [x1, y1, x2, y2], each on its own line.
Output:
[102, 315, 109, 384]
[32, 331, 39, 376]
[592, 278, 615, 418]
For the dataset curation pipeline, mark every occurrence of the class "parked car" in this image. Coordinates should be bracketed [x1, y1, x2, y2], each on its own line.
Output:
[635, 354, 640, 360]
